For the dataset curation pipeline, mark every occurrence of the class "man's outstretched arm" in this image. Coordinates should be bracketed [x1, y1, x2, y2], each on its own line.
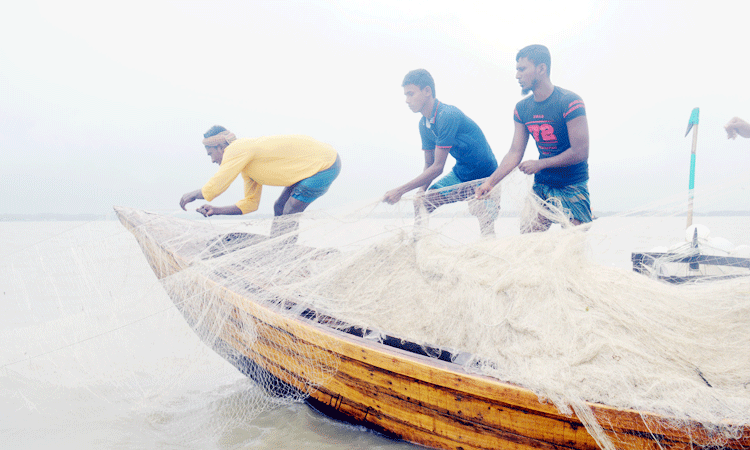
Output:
[383, 147, 450, 204]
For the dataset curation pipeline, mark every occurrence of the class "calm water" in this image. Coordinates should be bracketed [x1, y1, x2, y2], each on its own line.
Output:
[1, 215, 747, 449]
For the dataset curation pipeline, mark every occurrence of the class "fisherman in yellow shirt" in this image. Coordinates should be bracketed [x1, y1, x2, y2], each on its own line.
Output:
[180, 125, 341, 238]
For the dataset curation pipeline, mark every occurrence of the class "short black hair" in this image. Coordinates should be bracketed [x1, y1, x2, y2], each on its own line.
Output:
[516, 45, 551, 75]
[204, 125, 227, 139]
[402, 69, 436, 97]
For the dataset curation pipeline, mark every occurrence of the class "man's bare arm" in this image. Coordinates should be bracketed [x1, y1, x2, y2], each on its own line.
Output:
[384, 147, 450, 204]
[725, 117, 750, 139]
[517, 115, 589, 175]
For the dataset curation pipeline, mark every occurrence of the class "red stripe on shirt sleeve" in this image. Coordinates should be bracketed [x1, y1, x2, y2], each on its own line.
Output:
[563, 102, 585, 118]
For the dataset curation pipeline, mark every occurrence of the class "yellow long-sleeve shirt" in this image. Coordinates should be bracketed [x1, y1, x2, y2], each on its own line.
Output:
[201, 135, 337, 214]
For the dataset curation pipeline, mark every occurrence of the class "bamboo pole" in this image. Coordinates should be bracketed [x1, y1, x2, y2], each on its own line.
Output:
[685, 107, 700, 228]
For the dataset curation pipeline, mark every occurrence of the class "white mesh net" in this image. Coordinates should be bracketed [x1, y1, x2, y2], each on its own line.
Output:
[3, 171, 749, 449]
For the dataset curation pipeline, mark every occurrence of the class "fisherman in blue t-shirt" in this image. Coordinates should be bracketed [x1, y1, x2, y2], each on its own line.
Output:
[384, 69, 499, 235]
[477, 44, 592, 232]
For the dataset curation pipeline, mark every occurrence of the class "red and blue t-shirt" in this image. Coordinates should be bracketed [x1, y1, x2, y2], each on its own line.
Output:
[514, 87, 588, 187]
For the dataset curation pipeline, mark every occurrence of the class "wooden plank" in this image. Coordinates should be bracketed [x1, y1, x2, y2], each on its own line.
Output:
[223, 315, 687, 450]
[220, 284, 748, 449]
[319, 369, 585, 450]
[225, 285, 566, 415]
[328, 391, 575, 450]
[216, 303, 576, 449]
[632, 252, 750, 269]
[213, 290, 603, 449]
[228, 326, 576, 450]
[331, 355, 598, 448]
[224, 285, 558, 413]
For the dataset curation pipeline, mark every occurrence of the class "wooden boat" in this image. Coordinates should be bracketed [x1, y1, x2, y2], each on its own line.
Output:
[116, 206, 749, 450]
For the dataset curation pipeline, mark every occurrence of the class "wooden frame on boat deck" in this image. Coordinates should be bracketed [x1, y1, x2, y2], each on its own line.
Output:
[632, 252, 750, 283]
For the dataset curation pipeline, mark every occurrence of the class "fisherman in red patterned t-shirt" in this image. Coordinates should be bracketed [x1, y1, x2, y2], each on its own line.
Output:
[477, 44, 592, 232]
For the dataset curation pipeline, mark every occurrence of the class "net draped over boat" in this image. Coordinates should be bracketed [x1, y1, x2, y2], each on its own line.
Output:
[4, 170, 750, 449]
[110, 171, 750, 449]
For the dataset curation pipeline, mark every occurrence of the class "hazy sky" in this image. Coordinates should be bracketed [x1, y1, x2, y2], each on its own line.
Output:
[2, 0, 749, 217]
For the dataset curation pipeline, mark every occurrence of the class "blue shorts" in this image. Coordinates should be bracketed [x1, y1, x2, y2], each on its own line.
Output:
[291, 154, 341, 203]
[532, 181, 592, 223]
[428, 170, 463, 191]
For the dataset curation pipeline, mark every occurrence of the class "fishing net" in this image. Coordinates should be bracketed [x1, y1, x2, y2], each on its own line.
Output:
[117, 170, 750, 448]
[0, 220, 292, 448]
[3, 170, 750, 449]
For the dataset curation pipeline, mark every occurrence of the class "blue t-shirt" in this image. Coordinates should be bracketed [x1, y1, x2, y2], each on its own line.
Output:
[419, 100, 498, 182]
[513, 87, 588, 187]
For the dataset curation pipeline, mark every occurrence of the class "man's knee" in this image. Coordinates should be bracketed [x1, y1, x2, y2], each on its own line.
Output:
[283, 197, 310, 215]
[422, 192, 441, 214]
[273, 201, 285, 216]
